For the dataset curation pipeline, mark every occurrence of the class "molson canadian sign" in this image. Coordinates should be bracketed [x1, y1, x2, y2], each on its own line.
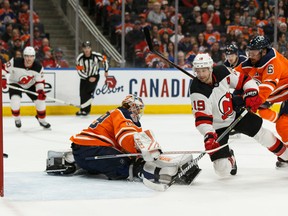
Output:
[2, 68, 193, 107]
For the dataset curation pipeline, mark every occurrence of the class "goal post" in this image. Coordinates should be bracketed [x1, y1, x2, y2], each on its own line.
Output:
[0, 60, 4, 197]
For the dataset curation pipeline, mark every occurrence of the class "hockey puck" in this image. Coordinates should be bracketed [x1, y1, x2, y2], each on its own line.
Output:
[3, 153, 8, 158]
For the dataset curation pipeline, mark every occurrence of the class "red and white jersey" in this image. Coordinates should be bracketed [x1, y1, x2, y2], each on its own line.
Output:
[3, 57, 44, 90]
[189, 65, 258, 135]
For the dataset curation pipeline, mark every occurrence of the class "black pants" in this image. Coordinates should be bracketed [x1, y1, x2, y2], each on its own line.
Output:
[79, 74, 99, 113]
[210, 110, 263, 161]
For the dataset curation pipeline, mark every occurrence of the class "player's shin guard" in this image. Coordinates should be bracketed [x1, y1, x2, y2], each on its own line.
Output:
[35, 100, 51, 128]
[11, 95, 22, 127]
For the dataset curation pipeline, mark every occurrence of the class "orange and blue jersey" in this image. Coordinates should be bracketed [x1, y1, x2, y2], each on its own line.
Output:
[235, 48, 288, 104]
[70, 107, 142, 153]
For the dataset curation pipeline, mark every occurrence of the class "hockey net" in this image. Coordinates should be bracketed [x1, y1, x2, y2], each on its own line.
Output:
[0, 60, 4, 197]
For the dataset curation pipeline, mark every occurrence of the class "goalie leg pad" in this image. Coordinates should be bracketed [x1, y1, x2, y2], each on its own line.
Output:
[142, 154, 201, 190]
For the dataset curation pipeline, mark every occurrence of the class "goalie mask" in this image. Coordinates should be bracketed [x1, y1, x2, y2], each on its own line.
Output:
[122, 94, 145, 122]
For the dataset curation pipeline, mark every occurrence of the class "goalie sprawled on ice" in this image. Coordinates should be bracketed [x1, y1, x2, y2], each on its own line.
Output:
[45, 94, 201, 191]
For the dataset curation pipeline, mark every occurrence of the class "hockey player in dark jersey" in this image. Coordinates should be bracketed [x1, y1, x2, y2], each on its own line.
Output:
[224, 44, 247, 137]
[224, 44, 247, 69]
[189, 53, 288, 176]
[2, 46, 51, 128]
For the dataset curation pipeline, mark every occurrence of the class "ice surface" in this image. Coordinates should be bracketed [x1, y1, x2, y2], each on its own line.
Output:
[1, 114, 288, 216]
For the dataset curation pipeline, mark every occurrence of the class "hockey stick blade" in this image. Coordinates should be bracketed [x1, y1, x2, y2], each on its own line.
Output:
[143, 178, 168, 192]
[143, 27, 195, 79]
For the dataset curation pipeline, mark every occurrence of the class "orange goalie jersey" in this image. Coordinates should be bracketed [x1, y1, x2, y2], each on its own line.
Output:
[70, 107, 142, 153]
[235, 48, 288, 104]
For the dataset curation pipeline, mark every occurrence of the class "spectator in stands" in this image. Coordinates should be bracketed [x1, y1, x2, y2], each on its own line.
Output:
[210, 42, 222, 65]
[134, 40, 149, 68]
[151, 24, 161, 43]
[263, 15, 275, 42]
[185, 42, 199, 63]
[41, 46, 57, 68]
[245, 0, 258, 17]
[125, 20, 144, 66]
[177, 51, 191, 69]
[277, 32, 288, 56]
[190, 12, 205, 37]
[255, 9, 268, 28]
[115, 12, 134, 48]
[218, 33, 228, 52]
[220, 5, 233, 33]
[197, 32, 208, 53]
[37, 37, 50, 61]
[18, 2, 40, 25]
[278, 22, 288, 42]
[166, 41, 175, 63]
[14, 49, 22, 58]
[25, 27, 44, 53]
[179, 16, 189, 35]
[202, 4, 221, 27]
[147, 2, 167, 26]
[138, 13, 150, 29]
[145, 39, 165, 68]
[8, 36, 24, 58]
[20, 22, 30, 43]
[240, 7, 251, 26]
[158, 18, 173, 36]
[185, 5, 201, 27]
[160, 31, 170, 50]
[0, 40, 9, 62]
[203, 23, 220, 46]
[178, 32, 193, 53]
[1, 23, 13, 42]
[170, 25, 184, 44]
[54, 48, 69, 68]
[0, 0, 17, 26]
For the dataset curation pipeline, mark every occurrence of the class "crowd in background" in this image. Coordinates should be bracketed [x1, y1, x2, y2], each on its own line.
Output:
[0, 0, 69, 68]
[84, 0, 288, 68]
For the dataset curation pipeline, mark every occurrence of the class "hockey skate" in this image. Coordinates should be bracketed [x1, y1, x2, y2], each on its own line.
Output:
[75, 111, 89, 116]
[229, 149, 237, 175]
[15, 119, 22, 128]
[276, 157, 288, 169]
[35, 115, 51, 128]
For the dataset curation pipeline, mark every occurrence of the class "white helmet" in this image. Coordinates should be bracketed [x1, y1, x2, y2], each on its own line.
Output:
[192, 53, 213, 70]
[122, 94, 145, 122]
[23, 46, 36, 56]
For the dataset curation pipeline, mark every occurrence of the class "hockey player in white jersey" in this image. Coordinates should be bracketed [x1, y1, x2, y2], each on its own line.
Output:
[1, 46, 51, 128]
[189, 53, 288, 176]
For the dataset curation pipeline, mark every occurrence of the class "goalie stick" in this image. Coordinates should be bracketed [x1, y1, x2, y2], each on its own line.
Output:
[7, 84, 92, 109]
[143, 26, 195, 79]
[147, 109, 249, 192]
[85, 143, 235, 160]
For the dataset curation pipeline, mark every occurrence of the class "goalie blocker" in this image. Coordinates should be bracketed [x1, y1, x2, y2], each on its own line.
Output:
[45, 130, 201, 191]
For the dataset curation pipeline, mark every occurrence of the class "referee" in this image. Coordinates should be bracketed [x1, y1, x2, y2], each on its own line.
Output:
[75, 41, 109, 116]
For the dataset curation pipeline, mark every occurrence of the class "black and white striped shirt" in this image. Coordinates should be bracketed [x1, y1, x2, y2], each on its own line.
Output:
[76, 51, 109, 79]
